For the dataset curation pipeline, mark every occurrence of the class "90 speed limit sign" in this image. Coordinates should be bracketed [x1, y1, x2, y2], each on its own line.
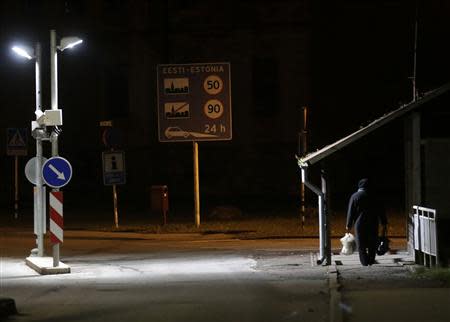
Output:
[204, 99, 224, 119]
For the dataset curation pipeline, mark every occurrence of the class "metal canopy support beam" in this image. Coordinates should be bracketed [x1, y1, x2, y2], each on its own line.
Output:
[301, 168, 331, 265]
[411, 112, 422, 206]
[405, 112, 422, 258]
[298, 83, 450, 167]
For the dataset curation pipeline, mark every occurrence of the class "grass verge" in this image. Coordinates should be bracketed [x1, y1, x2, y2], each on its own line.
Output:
[413, 266, 450, 286]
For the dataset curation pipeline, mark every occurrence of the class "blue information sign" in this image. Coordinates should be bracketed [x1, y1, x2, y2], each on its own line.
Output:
[42, 157, 73, 188]
[102, 151, 126, 185]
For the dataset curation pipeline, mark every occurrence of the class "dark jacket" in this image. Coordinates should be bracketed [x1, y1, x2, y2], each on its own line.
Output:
[346, 179, 387, 245]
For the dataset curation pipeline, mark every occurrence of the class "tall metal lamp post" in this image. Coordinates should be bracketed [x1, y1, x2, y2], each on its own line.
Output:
[49, 30, 82, 265]
[12, 43, 46, 257]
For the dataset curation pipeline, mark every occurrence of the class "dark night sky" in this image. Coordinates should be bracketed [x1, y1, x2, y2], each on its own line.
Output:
[0, 0, 449, 214]
[308, 1, 450, 210]
[311, 1, 450, 144]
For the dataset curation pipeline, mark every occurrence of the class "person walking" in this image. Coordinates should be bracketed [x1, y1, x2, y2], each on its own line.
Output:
[346, 178, 387, 266]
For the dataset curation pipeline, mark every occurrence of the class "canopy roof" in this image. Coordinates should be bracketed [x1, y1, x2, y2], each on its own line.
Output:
[297, 82, 450, 167]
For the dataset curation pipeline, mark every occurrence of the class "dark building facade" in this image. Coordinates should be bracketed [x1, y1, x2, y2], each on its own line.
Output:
[0, 0, 312, 212]
[1, 1, 449, 215]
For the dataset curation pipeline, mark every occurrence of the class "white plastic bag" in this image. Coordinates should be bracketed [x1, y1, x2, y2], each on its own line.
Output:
[340, 233, 356, 255]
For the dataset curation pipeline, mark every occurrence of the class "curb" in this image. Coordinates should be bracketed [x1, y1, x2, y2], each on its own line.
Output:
[0, 297, 17, 318]
[328, 263, 343, 322]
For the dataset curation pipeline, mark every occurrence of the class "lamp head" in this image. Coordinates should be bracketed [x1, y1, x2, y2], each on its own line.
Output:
[58, 37, 83, 51]
[12, 45, 34, 60]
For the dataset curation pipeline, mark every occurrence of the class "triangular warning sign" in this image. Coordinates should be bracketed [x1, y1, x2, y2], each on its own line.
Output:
[9, 130, 26, 147]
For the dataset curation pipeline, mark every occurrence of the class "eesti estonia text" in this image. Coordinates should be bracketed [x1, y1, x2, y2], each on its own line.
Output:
[162, 64, 225, 75]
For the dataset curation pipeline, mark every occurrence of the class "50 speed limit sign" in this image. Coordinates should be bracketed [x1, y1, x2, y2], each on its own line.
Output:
[203, 75, 224, 95]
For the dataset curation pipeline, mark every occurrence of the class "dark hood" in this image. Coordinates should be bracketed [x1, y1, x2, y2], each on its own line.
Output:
[358, 178, 369, 190]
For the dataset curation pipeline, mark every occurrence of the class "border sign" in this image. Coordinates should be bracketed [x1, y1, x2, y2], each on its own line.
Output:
[157, 62, 232, 142]
[7, 128, 27, 156]
[102, 151, 126, 185]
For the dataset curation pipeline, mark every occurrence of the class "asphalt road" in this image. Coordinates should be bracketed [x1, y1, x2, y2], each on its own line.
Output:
[1, 231, 330, 322]
[3, 229, 445, 322]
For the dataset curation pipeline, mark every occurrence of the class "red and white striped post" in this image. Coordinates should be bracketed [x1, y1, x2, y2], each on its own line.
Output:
[49, 191, 63, 266]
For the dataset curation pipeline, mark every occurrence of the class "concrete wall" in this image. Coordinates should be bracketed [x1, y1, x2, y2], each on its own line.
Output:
[423, 139, 450, 219]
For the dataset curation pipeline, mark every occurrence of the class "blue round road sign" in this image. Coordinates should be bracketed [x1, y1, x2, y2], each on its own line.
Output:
[42, 157, 73, 188]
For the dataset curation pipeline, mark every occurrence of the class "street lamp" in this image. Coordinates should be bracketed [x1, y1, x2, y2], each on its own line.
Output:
[59, 37, 83, 51]
[11, 42, 45, 257]
[11, 46, 34, 60]
[50, 31, 83, 117]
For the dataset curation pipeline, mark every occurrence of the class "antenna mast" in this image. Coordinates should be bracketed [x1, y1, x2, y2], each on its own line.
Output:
[412, 1, 419, 101]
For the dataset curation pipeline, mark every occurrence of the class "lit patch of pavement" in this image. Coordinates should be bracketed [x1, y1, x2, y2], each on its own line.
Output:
[1, 255, 258, 285]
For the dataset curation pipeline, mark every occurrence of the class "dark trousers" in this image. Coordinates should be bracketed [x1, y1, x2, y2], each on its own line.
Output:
[358, 244, 376, 266]
[356, 227, 378, 266]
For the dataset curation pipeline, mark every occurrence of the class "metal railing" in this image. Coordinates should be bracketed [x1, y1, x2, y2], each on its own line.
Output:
[413, 205, 439, 267]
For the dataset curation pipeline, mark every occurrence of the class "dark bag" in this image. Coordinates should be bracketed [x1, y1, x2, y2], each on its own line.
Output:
[376, 236, 390, 255]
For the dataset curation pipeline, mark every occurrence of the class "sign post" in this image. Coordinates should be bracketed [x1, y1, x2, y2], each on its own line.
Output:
[113, 184, 119, 228]
[42, 156, 72, 267]
[193, 141, 200, 228]
[14, 156, 19, 218]
[157, 62, 232, 227]
[49, 191, 63, 266]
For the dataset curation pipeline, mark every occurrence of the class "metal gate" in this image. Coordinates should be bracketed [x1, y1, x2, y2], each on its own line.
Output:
[413, 205, 439, 267]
